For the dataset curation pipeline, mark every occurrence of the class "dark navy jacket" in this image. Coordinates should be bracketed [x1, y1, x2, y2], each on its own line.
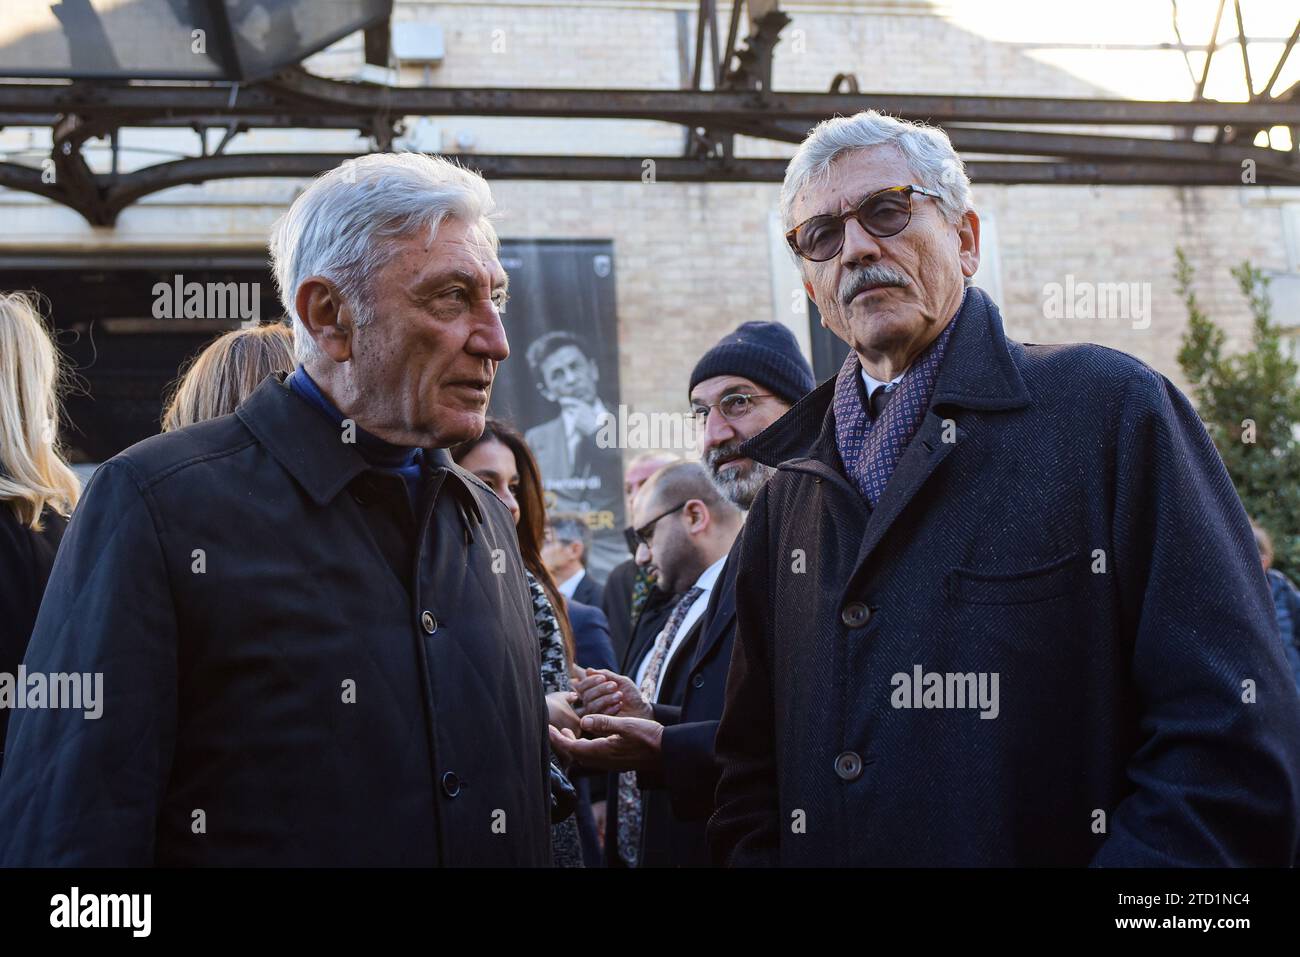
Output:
[709, 287, 1300, 867]
[640, 548, 741, 866]
[571, 573, 604, 612]
[569, 599, 617, 673]
[0, 375, 552, 866]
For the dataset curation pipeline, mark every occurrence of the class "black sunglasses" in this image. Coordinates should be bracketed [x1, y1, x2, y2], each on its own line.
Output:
[632, 501, 688, 548]
[785, 184, 942, 262]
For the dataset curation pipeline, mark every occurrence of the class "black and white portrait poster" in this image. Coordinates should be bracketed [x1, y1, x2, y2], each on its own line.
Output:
[489, 239, 626, 582]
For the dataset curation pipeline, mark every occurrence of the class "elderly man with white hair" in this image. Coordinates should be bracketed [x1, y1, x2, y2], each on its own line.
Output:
[708, 111, 1300, 867]
[0, 154, 553, 866]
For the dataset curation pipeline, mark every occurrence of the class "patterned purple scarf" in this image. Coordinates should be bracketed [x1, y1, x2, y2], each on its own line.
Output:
[832, 300, 961, 507]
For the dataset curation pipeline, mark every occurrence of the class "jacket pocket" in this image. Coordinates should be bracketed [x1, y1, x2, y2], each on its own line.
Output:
[946, 552, 1081, 606]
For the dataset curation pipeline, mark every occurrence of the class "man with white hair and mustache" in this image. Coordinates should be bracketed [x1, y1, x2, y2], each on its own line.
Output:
[708, 109, 1300, 867]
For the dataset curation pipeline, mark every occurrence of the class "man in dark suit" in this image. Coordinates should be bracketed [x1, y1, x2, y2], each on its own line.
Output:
[544, 512, 604, 609]
[709, 110, 1300, 866]
[575, 555, 679, 865]
[601, 452, 682, 662]
[524, 332, 625, 579]
[553, 462, 743, 866]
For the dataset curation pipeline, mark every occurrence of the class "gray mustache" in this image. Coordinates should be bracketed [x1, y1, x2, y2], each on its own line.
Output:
[704, 443, 743, 471]
[840, 266, 910, 306]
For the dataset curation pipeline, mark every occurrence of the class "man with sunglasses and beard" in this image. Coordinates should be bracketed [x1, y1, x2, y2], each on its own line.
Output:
[708, 110, 1300, 867]
[551, 324, 814, 866]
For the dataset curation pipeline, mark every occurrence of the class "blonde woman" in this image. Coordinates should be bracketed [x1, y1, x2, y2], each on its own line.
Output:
[0, 291, 80, 763]
[161, 322, 294, 431]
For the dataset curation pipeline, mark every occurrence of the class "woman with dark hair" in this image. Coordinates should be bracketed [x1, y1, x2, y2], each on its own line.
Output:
[453, 418, 587, 866]
[454, 420, 577, 675]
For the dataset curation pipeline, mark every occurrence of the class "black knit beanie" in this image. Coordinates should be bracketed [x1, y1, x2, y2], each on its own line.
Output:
[689, 321, 815, 405]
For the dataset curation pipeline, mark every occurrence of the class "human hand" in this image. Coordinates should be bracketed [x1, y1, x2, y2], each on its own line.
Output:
[547, 691, 582, 735]
[548, 714, 664, 772]
[570, 668, 653, 721]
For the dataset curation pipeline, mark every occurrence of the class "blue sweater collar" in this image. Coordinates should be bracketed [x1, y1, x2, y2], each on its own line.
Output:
[286, 367, 420, 470]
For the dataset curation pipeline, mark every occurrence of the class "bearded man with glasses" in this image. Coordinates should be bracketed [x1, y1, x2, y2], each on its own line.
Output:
[708, 109, 1300, 867]
[689, 321, 817, 509]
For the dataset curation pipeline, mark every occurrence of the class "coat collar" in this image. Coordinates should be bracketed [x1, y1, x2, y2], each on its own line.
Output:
[235, 374, 482, 522]
[740, 285, 1030, 472]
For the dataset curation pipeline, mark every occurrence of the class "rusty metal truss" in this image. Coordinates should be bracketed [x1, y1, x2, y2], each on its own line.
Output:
[0, 0, 1296, 225]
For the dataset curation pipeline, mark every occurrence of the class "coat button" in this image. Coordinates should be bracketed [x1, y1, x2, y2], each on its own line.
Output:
[834, 751, 863, 781]
[421, 610, 438, 634]
[841, 602, 871, 628]
[441, 771, 461, 797]
[351, 478, 376, 505]
[692, 673, 705, 689]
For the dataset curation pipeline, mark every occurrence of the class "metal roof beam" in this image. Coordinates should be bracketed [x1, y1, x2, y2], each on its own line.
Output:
[1, 78, 1298, 128]
[1, 152, 1288, 228]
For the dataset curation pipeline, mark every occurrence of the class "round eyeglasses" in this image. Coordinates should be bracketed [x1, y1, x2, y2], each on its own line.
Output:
[689, 392, 773, 425]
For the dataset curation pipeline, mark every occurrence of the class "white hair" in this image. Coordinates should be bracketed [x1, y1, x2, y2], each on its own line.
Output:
[269, 152, 499, 363]
[780, 110, 974, 236]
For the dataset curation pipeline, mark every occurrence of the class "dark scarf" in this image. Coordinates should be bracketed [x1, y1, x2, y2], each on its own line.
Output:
[832, 289, 965, 507]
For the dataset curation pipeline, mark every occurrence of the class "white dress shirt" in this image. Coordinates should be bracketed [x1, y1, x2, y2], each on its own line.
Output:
[633, 553, 729, 702]
[861, 367, 905, 397]
[560, 399, 611, 467]
[557, 568, 585, 600]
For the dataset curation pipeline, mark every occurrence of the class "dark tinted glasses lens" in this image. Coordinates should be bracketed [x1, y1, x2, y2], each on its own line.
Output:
[858, 190, 912, 237]
[796, 217, 844, 261]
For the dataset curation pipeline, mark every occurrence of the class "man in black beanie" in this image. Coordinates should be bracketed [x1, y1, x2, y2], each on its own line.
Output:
[552, 320, 815, 866]
[687, 320, 816, 508]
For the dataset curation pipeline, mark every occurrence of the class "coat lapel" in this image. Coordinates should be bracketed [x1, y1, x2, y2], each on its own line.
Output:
[688, 553, 739, 674]
[660, 615, 708, 697]
[853, 410, 957, 573]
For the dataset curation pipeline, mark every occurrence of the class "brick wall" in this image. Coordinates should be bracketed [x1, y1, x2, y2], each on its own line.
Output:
[1, 0, 1295, 463]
